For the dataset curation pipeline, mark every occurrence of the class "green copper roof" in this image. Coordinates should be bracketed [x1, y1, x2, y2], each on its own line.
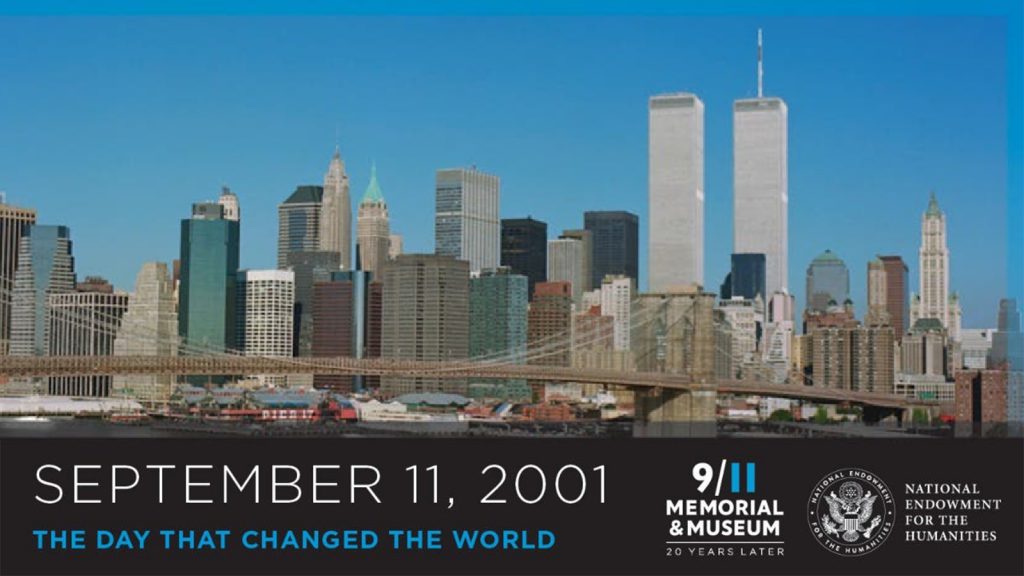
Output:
[812, 249, 843, 264]
[361, 163, 385, 204]
[926, 191, 942, 217]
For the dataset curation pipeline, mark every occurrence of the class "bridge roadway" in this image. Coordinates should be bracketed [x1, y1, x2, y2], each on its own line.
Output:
[1, 355, 933, 410]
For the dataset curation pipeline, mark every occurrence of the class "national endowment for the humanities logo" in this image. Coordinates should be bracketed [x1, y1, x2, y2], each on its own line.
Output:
[807, 468, 894, 557]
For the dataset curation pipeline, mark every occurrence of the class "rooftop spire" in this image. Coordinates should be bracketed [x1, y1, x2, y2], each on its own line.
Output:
[757, 28, 764, 98]
[926, 191, 942, 217]
[361, 162, 385, 204]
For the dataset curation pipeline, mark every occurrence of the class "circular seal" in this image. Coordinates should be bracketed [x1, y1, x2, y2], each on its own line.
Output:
[807, 468, 894, 556]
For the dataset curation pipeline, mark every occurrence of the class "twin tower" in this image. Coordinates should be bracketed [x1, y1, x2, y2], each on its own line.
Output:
[648, 32, 788, 298]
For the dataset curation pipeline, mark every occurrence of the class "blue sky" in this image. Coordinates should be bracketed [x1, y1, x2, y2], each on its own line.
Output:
[0, 12, 1011, 327]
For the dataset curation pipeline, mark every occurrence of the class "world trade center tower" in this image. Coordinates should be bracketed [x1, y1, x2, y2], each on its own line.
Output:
[734, 30, 788, 297]
[648, 92, 705, 292]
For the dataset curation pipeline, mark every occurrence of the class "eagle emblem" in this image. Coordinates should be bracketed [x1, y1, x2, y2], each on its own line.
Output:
[820, 481, 882, 542]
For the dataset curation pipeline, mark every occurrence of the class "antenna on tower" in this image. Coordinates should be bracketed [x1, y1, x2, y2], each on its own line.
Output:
[757, 28, 764, 98]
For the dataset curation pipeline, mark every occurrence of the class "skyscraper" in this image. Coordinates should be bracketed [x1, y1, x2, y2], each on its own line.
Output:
[912, 193, 954, 334]
[866, 258, 890, 326]
[381, 254, 470, 395]
[356, 163, 390, 275]
[469, 267, 529, 401]
[285, 250, 341, 357]
[500, 217, 547, 299]
[320, 148, 352, 270]
[0, 201, 37, 354]
[10, 225, 75, 356]
[991, 298, 1023, 370]
[313, 270, 374, 392]
[47, 280, 128, 397]
[277, 185, 324, 269]
[560, 229, 593, 293]
[600, 275, 632, 351]
[649, 93, 704, 291]
[179, 202, 240, 353]
[879, 255, 909, 338]
[805, 250, 849, 313]
[435, 167, 500, 272]
[584, 211, 639, 288]
[237, 269, 294, 386]
[528, 281, 573, 368]
[728, 253, 767, 301]
[547, 237, 586, 305]
[734, 32, 788, 296]
[112, 262, 178, 405]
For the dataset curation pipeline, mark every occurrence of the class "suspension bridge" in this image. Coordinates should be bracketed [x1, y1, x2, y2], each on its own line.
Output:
[1, 279, 938, 431]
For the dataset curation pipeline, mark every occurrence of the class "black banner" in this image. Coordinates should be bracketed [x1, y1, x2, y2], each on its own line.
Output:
[1, 438, 1022, 575]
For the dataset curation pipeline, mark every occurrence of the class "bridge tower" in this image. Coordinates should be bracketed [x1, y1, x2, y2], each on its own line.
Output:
[631, 288, 718, 437]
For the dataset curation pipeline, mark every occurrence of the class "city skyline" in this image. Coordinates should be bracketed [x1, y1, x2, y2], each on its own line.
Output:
[0, 16, 1008, 327]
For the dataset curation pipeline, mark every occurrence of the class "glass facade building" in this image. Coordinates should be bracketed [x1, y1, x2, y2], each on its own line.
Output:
[10, 225, 75, 356]
[584, 210, 639, 289]
[179, 203, 240, 354]
[277, 185, 324, 269]
[285, 250, 341, 357]
[500, 217, 547, 300]
[0, 202, 37, 354]
[469, 268, 529, 401]
[805, 250, 849, 313]
[729, 253, 767, 301]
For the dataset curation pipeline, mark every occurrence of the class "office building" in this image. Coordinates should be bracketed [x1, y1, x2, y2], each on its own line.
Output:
[381, 255, 470, 395]
[47, 281, 128, 397]
[469, 268, 529, 401]
[728, 253, 767, 301]
[0, 201, 37, 354]
[179, 202, 240, 353]
[528, 281, 573, 369]
[277, 185, 324, 269]
[10, 225, 75, 356]
[285, 250, 340, 357]
[112, 262, 178, 405]
[805, 250, 849, 314]
[312, 270, 374, 392]
[501, 217, 547, 299]
[435, 167, 500, 272]
[237, 269, 294, 386]
[584, 211, 639, 287]
[600, 275, 632, 351]
[866, 258, 890, 326]
[991, 298, 1023, 370]
[648, 93, 704, 290]
[560, 229, 592, 293]
[901, 319, 948, 377]
[320, 148, 352, 270]
[547, 237, 586, 305]
[734, 37, 788, 298]
[879, 255, 909, 338]
[716, 297, 761, 379]
[356, 164, 390, 276]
